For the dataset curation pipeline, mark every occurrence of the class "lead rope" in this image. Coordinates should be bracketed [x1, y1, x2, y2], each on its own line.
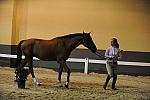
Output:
[94, 51, 104, 58]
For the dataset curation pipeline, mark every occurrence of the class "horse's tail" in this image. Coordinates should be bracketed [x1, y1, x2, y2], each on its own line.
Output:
[15, 40, 24, 68]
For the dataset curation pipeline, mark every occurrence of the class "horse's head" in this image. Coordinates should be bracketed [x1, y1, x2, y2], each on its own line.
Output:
[82, 32, 97, 53]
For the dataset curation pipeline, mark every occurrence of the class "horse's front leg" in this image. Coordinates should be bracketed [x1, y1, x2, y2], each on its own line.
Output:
[57, 65, 63, 87]
[58, 60, 70, 88]
[58, 65, 63, 82]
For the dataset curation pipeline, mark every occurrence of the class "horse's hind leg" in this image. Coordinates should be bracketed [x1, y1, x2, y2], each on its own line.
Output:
[27, 56, 40, 85]
[20, 59, 27, 68]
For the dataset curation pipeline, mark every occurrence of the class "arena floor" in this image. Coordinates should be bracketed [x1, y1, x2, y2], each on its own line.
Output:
[0, 67, 150, 100]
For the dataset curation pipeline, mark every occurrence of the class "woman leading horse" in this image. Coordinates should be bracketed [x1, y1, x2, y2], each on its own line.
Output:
[15, 32, 97, 88]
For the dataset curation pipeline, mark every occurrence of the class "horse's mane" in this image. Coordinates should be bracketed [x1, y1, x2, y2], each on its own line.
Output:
[58, 33, 83, 39]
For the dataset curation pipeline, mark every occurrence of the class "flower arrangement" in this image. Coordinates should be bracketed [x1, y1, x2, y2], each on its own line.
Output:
[15, 67, 29, 89]
[15, 67, 29, 80]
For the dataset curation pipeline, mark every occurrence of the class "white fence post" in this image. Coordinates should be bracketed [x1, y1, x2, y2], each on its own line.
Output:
[84, 57, 89, 74]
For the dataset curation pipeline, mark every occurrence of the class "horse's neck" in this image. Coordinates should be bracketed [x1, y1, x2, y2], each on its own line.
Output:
[65, 36, 83, 51]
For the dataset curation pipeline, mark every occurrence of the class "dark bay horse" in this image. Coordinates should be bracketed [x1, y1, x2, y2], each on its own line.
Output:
[15, 32, 97, 88]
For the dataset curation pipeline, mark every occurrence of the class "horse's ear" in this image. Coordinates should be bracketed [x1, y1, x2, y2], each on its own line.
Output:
[83, 31, 85, 34]
[88, 32, 91, 35]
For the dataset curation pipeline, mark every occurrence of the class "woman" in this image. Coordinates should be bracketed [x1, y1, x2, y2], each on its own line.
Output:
[104, 38, 122, 90]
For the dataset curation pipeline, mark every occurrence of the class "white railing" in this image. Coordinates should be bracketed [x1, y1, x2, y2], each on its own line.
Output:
[0, 53, 150, 74]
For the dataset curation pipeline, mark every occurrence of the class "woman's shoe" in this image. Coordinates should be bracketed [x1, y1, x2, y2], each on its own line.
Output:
[112, 87, 118, 90]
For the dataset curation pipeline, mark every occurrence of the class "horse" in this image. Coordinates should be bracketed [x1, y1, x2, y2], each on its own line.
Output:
[15, 32, 98, 88]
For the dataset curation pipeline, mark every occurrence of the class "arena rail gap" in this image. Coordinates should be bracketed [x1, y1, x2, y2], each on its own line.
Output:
[0, 53, 150, 74]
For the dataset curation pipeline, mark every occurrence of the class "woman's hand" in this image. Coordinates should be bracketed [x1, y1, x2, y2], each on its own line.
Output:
[112, 56, 118, 60]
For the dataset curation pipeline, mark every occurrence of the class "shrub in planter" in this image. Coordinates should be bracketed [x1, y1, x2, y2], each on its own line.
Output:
[15, 68, 29, 89]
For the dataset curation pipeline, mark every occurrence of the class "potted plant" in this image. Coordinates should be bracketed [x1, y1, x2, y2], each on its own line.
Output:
[15, 67, 29, 89]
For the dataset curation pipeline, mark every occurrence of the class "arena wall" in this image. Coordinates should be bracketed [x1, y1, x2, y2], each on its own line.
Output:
[0, 0, 150, 52]
[0, 0, 150, 75]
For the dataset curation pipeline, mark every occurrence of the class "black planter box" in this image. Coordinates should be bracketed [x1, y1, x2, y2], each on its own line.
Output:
[17, 80, 26, 89]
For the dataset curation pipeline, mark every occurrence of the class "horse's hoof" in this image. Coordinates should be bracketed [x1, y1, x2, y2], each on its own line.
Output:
[60, 84, 63, 87]
[14, 79, 17, 82]
[64, 84, 68, 88]
[35, 81, 41, 86]
[64, 81, 69, 88]
[37, 83, 41, 86]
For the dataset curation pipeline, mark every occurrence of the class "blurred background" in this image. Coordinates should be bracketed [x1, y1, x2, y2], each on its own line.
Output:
[0, 0, 150, 52]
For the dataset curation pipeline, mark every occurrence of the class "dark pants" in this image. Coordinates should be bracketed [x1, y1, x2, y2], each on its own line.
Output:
[104, 63, 118, 90]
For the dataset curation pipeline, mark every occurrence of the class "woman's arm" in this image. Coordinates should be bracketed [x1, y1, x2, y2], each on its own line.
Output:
[117, 50, 122, 60]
